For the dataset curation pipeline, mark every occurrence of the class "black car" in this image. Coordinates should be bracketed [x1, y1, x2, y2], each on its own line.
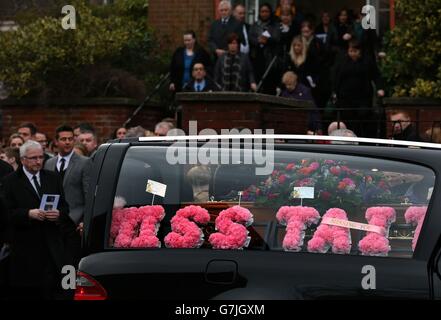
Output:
[77, 135, 441, 300]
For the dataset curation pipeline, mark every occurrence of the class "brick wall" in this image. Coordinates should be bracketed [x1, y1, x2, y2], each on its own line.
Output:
[0, 99, 165, 144]
[148, 0, 215, 47]
[177, 92, 314, 134]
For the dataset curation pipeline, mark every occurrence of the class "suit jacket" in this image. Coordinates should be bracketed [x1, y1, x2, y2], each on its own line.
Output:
[208, 16, 243, 56]
[0, 161, 13, 246]
[45, 152, 91, 224]
[1, 168, 80, 287]
[182, 78, 220, 92]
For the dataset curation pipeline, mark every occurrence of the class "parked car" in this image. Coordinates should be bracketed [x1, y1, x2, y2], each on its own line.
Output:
[76, 135, 441, 300]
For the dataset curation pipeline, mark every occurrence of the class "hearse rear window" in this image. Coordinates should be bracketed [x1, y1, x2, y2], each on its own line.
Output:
[108, 146, 435, 258]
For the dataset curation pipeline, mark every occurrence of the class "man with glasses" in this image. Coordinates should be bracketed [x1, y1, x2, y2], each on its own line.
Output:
[390, 111, 420, 142]
[183, 63, 220, 93]
[1, 140, 80, 299]
[45, 125, 91, 226]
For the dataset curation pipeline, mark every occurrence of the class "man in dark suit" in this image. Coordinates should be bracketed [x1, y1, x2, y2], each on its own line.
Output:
[0, 161, 14, 247]
[208, 0, 243, 60]
[2, 140, 80, 299]
[233, 3, 251, 55]
[183, 63, 221, 92]
[45, 125, 91, 225]
[0, 160, 13, 298]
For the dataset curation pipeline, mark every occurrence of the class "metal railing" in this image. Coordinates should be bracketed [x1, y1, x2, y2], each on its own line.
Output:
[122, 72, 170, 128]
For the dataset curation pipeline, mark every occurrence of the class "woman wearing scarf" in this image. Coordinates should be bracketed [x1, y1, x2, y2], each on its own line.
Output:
[215, 33, 257, 92]
[249, 3, 280, 94]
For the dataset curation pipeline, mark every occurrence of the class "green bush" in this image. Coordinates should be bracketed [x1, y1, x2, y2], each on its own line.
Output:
[0, 0, 170, 100]
[382, 0, 441, 98]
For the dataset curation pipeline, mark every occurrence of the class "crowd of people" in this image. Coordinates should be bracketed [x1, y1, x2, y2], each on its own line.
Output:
[0, 118, 176, 299]
[169, 0, 387, 137]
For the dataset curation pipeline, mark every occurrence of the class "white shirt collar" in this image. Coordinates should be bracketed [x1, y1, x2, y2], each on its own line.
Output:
[57, 150, 74, 170]
[23, 166, 40, 184]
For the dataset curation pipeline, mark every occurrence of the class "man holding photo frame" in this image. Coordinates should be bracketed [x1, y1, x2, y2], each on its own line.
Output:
[1, 140, 80, 299]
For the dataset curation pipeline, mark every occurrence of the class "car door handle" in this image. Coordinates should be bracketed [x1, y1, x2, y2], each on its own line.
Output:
[205, 260, 238, 285]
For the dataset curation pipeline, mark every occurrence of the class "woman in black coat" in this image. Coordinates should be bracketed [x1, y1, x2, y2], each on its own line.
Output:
[284, 36, 318, 89]
[333, 40, 385, 138]
[249, 3, 281, 94]
[169, 30, 212, 93]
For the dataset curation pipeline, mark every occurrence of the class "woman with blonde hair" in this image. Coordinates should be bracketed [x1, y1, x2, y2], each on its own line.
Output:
[285, 35, 318, 89]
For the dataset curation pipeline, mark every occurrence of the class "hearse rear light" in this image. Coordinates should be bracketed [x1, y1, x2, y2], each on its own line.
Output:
[74, 272, 108, 300]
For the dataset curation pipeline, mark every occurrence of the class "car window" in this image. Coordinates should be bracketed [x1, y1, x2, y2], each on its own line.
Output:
[108, 146, 435, 258]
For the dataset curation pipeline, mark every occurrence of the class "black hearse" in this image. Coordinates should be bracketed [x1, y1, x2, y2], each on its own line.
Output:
[77, 135, 441, 300]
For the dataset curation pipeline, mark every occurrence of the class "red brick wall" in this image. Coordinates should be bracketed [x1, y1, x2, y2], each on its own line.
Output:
[0, 99, 165, 144]
[178, 93, 313, 134]
[148, 0, 215, 47]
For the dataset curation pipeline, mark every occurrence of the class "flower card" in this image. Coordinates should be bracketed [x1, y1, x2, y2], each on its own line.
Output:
[146, 180, 167, 198]
[292, 187, 315, 199]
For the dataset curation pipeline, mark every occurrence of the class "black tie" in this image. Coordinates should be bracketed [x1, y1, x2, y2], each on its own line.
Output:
[58, 158, 67, 181]
[59, 158, 66, 173]
[32, 175, 42, 198]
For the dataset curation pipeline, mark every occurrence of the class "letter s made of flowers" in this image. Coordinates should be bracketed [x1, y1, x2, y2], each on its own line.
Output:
[208, 205, 254, 250]
[164, 205, 211, 248]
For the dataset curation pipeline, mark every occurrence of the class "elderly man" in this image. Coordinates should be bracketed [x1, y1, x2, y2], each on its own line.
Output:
[154, 121, 175, 136]
[208, 0, 243, 60]
[45, 125, 91, 225]
[327, 121, 348, 135]
[1, 140, 80, 299]
[329, 128, 359, 145]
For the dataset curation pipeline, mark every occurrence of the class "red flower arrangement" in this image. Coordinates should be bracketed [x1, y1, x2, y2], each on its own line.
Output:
[242, 158, 396, 214]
